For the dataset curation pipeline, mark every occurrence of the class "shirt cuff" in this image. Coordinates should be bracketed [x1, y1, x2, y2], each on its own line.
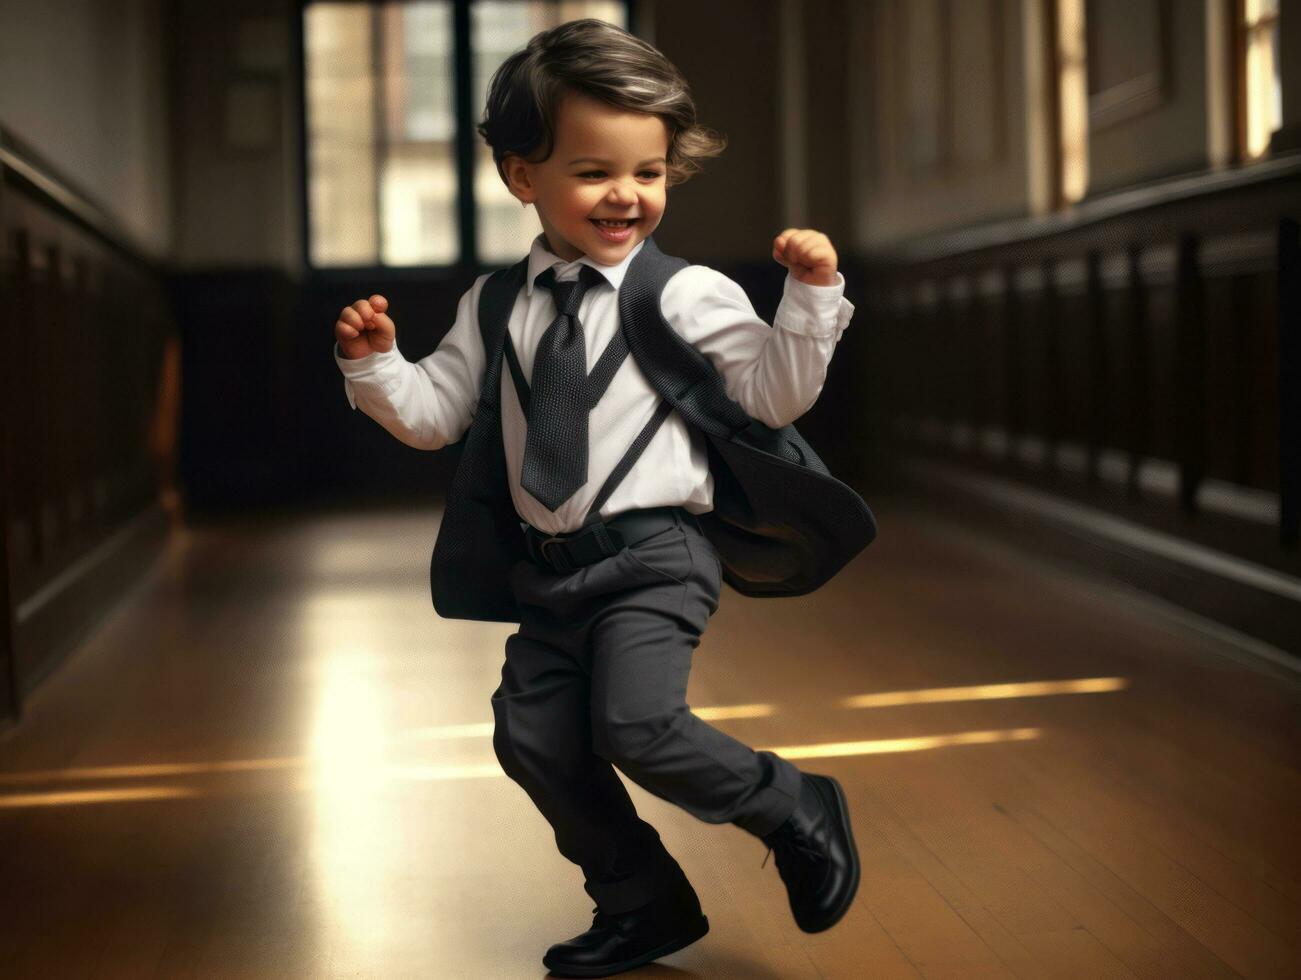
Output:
[335, 341, 407, 408]
[774, 271, 854, 339]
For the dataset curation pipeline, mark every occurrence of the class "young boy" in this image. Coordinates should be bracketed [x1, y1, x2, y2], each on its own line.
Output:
[334, 18, 870, 978]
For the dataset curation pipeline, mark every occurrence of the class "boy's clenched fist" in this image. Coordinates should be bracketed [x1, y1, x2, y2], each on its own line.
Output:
[772, 228, 839, 287]
[336, 294, 396, 359]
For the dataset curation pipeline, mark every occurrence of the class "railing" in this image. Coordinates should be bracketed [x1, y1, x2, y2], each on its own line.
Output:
[859, 154, 1301, 551]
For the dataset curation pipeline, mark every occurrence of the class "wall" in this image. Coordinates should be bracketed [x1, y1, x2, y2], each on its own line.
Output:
[1085, 0, 1211, 194]
[644, 0, 785, 262]
[170, 0, 303, 272]
[0, 0, 173, 260]
[850, 0, 1035, 251]
[1273, 0, 1301, 152]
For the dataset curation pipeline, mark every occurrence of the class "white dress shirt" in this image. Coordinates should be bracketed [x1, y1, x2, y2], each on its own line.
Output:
[334, 234, 854, 535]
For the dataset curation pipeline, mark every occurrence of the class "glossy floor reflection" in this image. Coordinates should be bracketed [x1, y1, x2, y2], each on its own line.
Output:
[0, 494, 1297, 978]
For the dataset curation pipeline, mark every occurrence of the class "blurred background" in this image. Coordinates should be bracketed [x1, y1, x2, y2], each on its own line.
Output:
[0, 2, 1298, 977]
[2, 0, 1297, 714]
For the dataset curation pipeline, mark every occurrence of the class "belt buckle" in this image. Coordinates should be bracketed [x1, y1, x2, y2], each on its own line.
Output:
[538, 534, 574, 573]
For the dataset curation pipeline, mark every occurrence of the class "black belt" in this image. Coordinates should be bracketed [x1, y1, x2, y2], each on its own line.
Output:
[522, 506, 696, 574]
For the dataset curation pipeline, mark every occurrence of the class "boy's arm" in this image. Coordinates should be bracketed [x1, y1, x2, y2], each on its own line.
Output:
[334, 275, 490, 449]
[661, 266, 854, 430]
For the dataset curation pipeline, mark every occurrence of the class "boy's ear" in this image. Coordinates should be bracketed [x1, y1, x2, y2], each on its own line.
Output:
[502, 154, 536, 204]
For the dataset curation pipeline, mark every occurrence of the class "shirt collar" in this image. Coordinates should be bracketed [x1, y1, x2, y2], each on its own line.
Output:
[525, 233, 647, 297]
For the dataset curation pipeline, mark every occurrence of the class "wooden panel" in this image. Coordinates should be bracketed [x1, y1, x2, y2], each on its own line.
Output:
[1093, 252, 1124, 460]
[899, 0, 946, 175]
[1247, 270, 1281, 492]
[950, 0, 1005, 169]
[1206, 273, 1244, 485]
[860, 161, 1299, 568]
[1085, 0, 1171, 130]
[1017, 266, 1051, 446]
[0, 153, 175, 718]
[1137, 247, 1175, 465]
[973, 281, 1005, 438]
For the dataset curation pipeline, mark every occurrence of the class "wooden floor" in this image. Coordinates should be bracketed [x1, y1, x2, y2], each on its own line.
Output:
[1, 493, 1298, 979]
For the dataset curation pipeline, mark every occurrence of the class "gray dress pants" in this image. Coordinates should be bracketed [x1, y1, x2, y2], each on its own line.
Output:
[490, 507, 805, 914]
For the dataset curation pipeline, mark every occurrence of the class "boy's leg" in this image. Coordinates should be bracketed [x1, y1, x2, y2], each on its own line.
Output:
[491, 619, 691, 914]
[588, 518, 805, 838]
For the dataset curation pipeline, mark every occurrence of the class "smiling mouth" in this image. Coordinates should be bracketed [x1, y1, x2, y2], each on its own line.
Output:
[591, 218, 639, 227]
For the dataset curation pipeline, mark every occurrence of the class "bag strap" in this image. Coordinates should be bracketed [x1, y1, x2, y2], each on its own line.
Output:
[485, 254, 674, 528]
[476, 257, 530, 413]
[501, 319, 630, 417]
[617, 237, 752, 440]
[580, 400, 674, 527]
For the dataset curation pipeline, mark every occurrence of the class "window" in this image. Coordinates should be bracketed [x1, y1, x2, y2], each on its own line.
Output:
[303, 0, 628, 269]
[1240, 0, 1282, 160]
[304, 2, 457, 267]
[1055, 0, 1088, 206]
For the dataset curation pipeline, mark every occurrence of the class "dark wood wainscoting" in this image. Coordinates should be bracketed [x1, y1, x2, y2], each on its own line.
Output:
[0, 129, 177, 726]
[858, 156, 1301, 655]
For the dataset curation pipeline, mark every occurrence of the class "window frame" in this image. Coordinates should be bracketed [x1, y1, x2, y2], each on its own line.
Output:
[294, 0, 637, 280]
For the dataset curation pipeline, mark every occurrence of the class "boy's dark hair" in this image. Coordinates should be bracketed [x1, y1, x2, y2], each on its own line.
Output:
[477, 18, 726, 189]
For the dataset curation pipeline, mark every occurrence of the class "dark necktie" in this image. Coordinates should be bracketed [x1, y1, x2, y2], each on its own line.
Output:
[521, 263, 605, 511]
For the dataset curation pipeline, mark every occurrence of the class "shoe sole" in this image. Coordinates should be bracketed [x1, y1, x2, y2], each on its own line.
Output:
[801, 774, 861, 933]
[543, 914, 709, 978]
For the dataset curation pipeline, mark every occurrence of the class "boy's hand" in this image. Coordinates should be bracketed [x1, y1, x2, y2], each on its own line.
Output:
[335, 294, 396, 359]
[772, 228, 839, 286]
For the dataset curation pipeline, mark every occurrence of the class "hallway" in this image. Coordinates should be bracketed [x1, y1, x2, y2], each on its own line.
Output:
[0, 494, 1297, 979]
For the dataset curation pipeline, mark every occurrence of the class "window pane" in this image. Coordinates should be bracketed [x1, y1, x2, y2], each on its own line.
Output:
[305, 4, 379, 266]
[1244, 6, 1282, 158]
[472, 1, 627, 264]
[379, 2, 457, 265]
[1058, 0, 1088, 203]
[305, 1, 456, 267]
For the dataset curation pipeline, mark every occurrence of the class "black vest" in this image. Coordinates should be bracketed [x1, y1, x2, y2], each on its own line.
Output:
[429, 236, 877, 623]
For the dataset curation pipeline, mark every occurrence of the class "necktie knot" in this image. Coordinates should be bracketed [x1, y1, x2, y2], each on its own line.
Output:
[536, 264, 603, 317]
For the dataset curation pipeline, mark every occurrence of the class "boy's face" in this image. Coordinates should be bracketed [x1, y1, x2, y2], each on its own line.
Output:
[504, 91, 669, 265]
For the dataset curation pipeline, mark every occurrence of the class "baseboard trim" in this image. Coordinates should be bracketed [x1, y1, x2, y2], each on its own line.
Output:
[11, 501, 172, 708]
[898, 455, 1301, 665]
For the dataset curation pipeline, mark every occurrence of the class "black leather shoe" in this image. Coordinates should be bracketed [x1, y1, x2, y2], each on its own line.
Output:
[542, 884, 709, 978]
[760, 772, 860, 933]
